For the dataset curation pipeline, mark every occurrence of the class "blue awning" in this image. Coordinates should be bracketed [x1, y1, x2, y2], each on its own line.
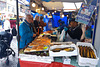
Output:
[26, 0, 30, 3]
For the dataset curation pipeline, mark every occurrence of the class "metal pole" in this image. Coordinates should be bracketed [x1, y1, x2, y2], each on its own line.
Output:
[84, 0, 87, 4]
[74, 2, 77, 9]
[88, 0, 93, 5]
[84, 0, 93, 5]
[16, 0, 20, 56]
[92, 0, 99, 46]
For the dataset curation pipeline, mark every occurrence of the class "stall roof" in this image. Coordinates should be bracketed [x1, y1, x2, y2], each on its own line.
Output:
[30, 0, 97, 13]
[42, 0, 84, 2]
[63, 2, 82, 12]
[42, 2, 82, 12]
[42, 2, 63, 10]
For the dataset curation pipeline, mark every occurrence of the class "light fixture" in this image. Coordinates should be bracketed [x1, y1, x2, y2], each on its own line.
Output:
[52, 12, 54, 14]
[62, 14, 64, 18]
[67, 15, 69, 17]
[32, 3, 36, 7]
[42, 8, 44, 10]
[54, 10, 56, 13]
[36, 9, 40, 13]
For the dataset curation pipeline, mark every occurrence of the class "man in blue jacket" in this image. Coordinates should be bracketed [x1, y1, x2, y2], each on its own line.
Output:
[19, 14, 36, 49]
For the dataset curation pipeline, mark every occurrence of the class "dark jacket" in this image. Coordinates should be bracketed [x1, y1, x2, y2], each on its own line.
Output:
[68, 26, 82, 40]
[34, 20, 39, 32]
[12, 27, 17, 36]
[31, 22, 36, 34]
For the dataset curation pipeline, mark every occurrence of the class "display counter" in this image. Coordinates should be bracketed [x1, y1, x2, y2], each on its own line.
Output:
[19, 31, 99, 67]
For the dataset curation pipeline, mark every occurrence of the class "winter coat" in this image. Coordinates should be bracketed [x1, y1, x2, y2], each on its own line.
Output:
[19, 20, 34, 49]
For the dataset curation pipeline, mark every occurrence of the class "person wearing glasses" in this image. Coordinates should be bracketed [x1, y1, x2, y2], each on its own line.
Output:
[19, 14, 36, 49]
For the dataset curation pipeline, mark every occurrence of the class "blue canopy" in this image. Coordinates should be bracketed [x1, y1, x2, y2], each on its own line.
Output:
[26, 0, 30, 2]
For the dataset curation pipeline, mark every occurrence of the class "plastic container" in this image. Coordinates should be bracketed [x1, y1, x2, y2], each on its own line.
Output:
[49, 44, 78, 57]
[76, 42, 99, 67]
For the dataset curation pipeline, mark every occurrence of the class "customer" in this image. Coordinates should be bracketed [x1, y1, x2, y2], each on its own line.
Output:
[4, 18, 10, 32]
[66, 19, 82, 42]
[31, 18, 37, 34]
[39, 16, 46, 33]
[19, 14, 36, 49]
[34, 15, 40, 33]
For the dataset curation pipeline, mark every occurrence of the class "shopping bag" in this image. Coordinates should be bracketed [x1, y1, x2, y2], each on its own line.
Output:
[59, 29, 65, 42]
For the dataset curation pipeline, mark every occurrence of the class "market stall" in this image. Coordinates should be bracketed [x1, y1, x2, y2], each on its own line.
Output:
[15, 0, 100, 67]
[18, 30, 99, 67]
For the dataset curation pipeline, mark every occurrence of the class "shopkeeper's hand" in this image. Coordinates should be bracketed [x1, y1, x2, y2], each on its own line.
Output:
[33, 34, 36, 37]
